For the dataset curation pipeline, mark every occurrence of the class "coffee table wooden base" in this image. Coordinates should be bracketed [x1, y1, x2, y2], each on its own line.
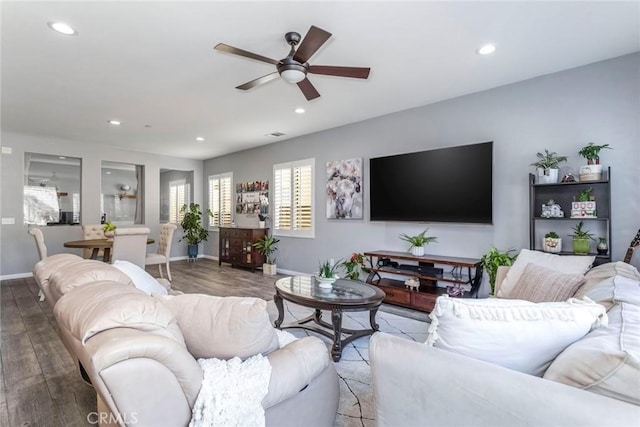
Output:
[274, 292, 381, 362]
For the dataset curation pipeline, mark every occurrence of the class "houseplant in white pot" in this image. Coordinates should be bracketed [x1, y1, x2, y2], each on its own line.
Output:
[530, 149, 568, 184]
[316, 259, 341, 288]
[543, 231, 562, 253]
[253, 234, 279, 275]
[399, 229, 438, 256]
[578, 142, 611, 181]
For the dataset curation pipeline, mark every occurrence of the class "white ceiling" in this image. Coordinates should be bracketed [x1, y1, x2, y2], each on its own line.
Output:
[2, 1, 639, 160]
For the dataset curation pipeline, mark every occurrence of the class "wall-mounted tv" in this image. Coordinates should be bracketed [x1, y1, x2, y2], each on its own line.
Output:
[369, 141, 493, 224]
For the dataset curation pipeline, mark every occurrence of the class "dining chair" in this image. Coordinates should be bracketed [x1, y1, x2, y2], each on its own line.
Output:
[145, 223, 177, 281]
[27, 227, 81, 301]
[82, 224, 106, 259]
[110, 227, 150, 269]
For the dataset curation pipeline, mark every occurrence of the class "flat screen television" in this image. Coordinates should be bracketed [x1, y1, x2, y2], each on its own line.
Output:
[369, 141, 493, 224]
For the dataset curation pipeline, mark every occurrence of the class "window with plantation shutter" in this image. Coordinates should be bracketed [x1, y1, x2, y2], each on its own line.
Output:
[273, 159, 314, 238]
[169, 179, 191, 223]
[208, 172, 233, 228]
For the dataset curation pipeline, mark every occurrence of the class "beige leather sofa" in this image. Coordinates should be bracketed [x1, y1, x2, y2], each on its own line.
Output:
[370, 262, 640, 427]
[35, 257, 339, 427]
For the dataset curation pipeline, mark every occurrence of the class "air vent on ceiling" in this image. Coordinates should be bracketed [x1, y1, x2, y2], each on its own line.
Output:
[266, 132, 285, 138]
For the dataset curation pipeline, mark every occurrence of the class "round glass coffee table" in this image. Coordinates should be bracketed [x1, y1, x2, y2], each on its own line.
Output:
[274, 276, 385, 361]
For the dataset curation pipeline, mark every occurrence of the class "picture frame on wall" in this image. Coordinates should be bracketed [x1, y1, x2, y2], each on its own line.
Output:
[235, 180, 269, 215]
[326, 158, 363, 219]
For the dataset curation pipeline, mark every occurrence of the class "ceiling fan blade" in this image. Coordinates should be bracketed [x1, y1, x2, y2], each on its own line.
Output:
[293, 26, 332, 63]
[236, 72, 280, 90]
[214, 43, 280, 66]
[297, 78, 321, 101]
[308, 65, 371, 79]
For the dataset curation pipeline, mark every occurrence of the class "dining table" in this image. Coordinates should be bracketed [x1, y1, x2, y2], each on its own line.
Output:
[63, 238, 154, 263]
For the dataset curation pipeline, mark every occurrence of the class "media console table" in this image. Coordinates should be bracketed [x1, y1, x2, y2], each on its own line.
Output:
[363, 250, 482, 312]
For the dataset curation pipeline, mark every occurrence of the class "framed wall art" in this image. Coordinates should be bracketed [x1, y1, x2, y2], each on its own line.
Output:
[235, 180, 269, 215]
[326, 158, 363, 219]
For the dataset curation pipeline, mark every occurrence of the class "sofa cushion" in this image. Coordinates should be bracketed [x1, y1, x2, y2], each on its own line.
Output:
[505, 263, 586, 302]
[544, 301, 640, 405]
[157, 294, 279, 360]
[574, 262, 640, 309]
[496, 249, 594, 298]
[33, 254, 84, 286]
[112, 260, 168, 295]
[49, 259, 134, 301]
[426, 295, 607, 376]
[54, 281, 185, 345]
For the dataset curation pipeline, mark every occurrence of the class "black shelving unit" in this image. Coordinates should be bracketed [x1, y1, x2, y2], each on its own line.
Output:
[529, 167, 611, 264]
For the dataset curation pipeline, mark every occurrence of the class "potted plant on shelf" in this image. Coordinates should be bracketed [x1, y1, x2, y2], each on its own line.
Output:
[179, 203, 213, 260]
[578, 142, 611, 181]
[399, 229, 438, 256]
[253, 234, 280, 275]
[340, 252, 371, 281]
[316, 259, 342, 288]
[530, 149, 568, 184]
[258, 213, 268, 229]
[479, 246, 517, 295]
[569, 221, 595, 255]
[543, 231, 562, 253]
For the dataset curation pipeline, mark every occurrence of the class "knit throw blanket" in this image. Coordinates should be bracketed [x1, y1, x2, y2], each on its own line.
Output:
[189, 331, 296, 427]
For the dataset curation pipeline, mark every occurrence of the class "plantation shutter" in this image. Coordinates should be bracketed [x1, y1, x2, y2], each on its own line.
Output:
[273, 159, 314, 238]
[208, 172, 233, 228]
[169, 179, 188, 223]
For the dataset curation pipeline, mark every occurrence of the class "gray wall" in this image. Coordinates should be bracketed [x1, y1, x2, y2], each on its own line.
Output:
[203, 53, 640, 273]
[0, 133, 203, 276]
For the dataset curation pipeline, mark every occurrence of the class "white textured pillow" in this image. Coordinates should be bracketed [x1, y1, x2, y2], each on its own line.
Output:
[505, 263, 586, 302]
[497, 249, 594, 298]
[426, 296, 607, 376]
[112, 260, 168, 295]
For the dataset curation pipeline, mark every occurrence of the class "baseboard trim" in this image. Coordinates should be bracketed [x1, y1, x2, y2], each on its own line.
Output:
[1, 272, 33, 280]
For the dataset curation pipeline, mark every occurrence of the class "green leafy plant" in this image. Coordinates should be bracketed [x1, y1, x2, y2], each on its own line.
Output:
[399, 229, 438, 249]
[318, 259, 342, 279]
[568, 221, 595, 241]
[577, 187, 593, 202]
[578, 142, 611, 165]
[530, 149, 568, 170]
[253, 235, 280, 264]
[479, 246, 517, 294]
[179, 203, 213, 245]
[102, 222, 116, 233]
[340, 252, 371, 281]
[544, 231, 559, 239]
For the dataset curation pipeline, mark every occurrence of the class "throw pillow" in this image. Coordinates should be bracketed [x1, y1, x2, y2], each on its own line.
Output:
[426, 295, 607, 376]
[157, 294, 279, 360]
[496, 249, 594, 298]
[112, 259, 168, 295]
[505, 263, 586, 302]
[544, 301, 640, 405]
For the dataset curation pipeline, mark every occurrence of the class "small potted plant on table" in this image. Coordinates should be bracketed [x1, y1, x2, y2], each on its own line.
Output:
[316, 259, 341, 288]
[530, 149, 568, 184]
[253, 234, 280, 275]
[399, 229, 438, 257]
[102, 221, 117, 239]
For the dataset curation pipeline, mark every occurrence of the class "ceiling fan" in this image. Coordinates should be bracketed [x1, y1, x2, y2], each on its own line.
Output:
[215, 25, 371, 101]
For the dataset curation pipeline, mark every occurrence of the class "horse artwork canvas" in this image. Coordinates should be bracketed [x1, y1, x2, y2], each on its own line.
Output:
[326, 158, 363, 219]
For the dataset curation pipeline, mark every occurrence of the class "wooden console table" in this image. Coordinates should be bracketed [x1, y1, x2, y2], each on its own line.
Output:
[219, 227, 267, 272]
[363, 250, 482, 312]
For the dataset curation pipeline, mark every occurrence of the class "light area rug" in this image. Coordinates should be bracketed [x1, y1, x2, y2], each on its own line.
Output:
[265, 301, 429, 427]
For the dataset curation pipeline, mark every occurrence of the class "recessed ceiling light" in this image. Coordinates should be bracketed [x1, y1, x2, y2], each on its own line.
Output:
[105, 171, 111, 175]
[294, 107, 305, 114]
[108, 120, 121, 125]
[195, 137, 205, 142]
[58, 156, 66, 159]
[47, 21, 77, 36]
[477, 44, 496, 55]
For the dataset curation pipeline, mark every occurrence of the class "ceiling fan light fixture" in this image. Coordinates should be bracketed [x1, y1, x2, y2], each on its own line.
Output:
[280, 68, 306, 84]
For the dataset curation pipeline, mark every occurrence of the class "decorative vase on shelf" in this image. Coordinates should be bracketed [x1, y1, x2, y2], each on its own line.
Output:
[597, 238, 608, 255]
[411, 246, 425, 257]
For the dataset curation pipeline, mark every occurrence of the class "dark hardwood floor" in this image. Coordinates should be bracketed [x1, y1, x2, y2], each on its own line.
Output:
[0, 258, 425, 426]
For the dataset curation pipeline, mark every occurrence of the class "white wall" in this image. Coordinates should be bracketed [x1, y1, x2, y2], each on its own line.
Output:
[203, 53, 640, 274]
[0, 133, 203, 276]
